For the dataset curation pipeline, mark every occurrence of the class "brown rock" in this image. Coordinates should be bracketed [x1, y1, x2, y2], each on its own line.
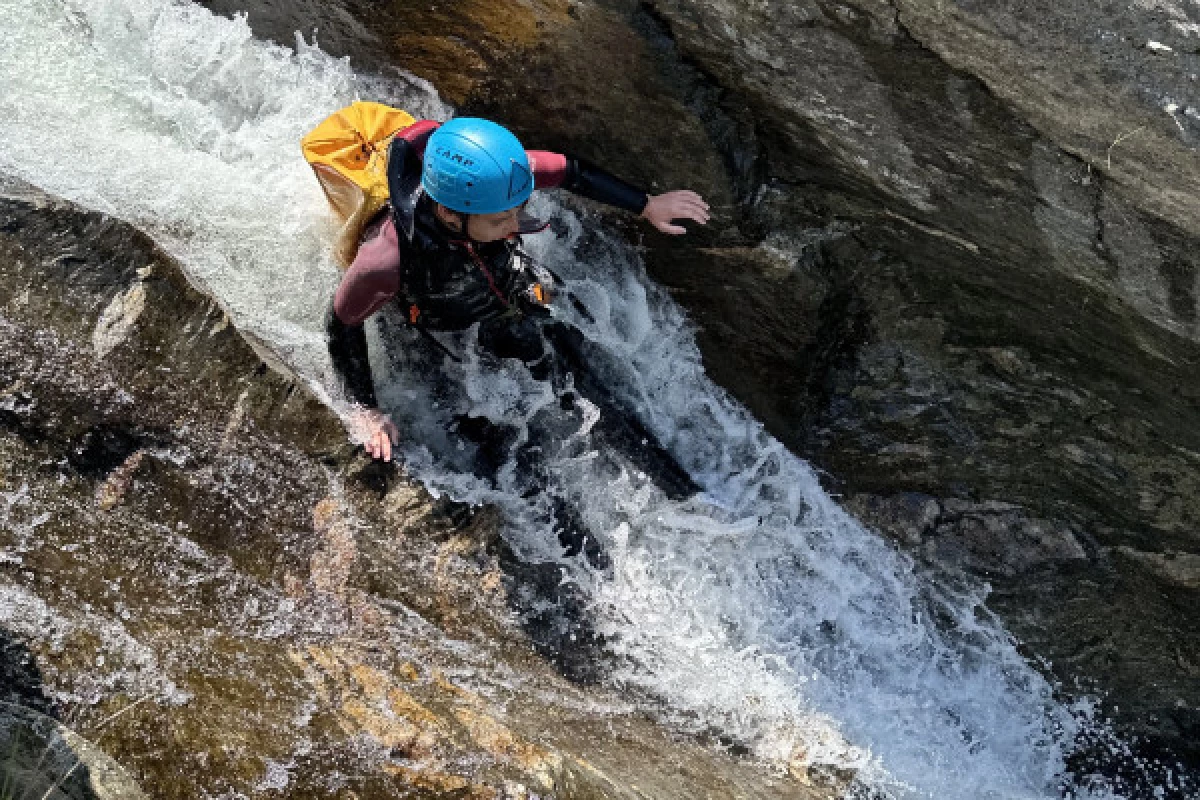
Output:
[1, 178, 829, 798]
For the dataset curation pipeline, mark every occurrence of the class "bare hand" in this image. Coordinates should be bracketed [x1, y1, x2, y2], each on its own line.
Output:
[641, 190, 710, 235]
[351, 408, 400, 462]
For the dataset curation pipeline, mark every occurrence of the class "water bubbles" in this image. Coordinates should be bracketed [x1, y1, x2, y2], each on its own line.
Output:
[0, 0, 365, 377]
[0, 0, 1182, 796]
[374, 214, 1117, 797]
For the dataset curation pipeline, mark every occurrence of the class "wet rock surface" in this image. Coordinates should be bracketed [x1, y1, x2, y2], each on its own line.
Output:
[289, 0, 1200, 771]
[0, 178, 827, 798]
[51, 0, 1200, 785]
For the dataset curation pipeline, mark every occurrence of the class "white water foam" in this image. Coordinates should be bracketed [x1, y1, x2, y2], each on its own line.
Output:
[0, 2, 1150, 797]
[0, 0, 448, 392]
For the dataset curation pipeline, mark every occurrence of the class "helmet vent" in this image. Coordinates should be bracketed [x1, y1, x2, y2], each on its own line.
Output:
[508, 160, 532, 199]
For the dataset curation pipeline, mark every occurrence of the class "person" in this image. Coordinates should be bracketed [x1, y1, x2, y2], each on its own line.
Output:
[326, 116, 710, 462]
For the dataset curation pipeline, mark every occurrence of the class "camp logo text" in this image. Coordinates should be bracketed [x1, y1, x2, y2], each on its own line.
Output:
[435, 146, 476, 168]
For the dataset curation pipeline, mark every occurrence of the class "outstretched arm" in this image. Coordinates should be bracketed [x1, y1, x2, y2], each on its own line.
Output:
[529, 151, 710, 234]
[401, 125, 712, 233]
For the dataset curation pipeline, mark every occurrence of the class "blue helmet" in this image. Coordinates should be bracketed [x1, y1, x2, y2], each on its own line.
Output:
[421, 118, 533, 214]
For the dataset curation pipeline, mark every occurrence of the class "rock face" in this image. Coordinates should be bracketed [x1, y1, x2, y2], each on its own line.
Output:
[0, 178, 827, 798]
[58, 0, 1200, 784]
[624, 0, 1200, 773]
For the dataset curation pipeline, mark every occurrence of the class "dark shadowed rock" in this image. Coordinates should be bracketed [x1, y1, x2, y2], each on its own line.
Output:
[624, 0, 1200, 769]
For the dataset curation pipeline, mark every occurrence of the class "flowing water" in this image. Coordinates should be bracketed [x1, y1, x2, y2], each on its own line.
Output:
[0, 1, 1179, 797]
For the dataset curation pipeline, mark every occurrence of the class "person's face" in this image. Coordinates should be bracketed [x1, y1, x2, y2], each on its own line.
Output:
[436, 203, 524, 243]
[467, 205, 524, 242]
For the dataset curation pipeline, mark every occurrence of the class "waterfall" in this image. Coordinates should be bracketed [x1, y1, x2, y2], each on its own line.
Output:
[0, 2, 1148, 797]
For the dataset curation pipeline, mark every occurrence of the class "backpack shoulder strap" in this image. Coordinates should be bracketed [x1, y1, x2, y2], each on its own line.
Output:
[387, 136, 424, 242]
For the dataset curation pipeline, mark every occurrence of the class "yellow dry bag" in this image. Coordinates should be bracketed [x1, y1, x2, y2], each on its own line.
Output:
[301, 102, 416, 268]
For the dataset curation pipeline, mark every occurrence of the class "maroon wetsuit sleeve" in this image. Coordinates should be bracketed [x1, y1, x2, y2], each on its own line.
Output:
[400, 119, 440, 158]
[327, 216, 404, 408]
[528, 151, 569, 189]
[333, 216, 403, 325]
